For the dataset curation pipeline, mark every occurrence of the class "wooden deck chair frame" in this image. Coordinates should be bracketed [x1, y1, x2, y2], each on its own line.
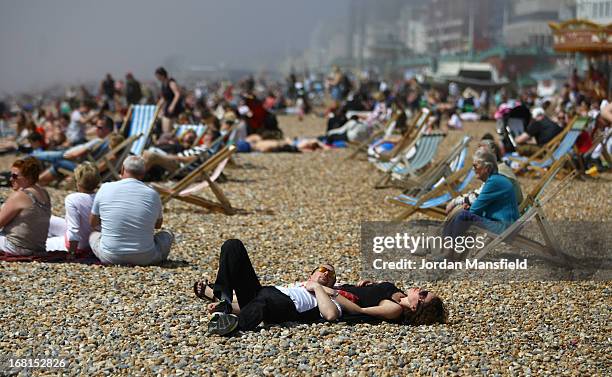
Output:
[470, 155, 576, 265]
[152, 145, 237, 215]
[345, 108, 402, 160]
[375, 131, 446, 188]
[382, 108, 431, 162]
[119, 104, 161, 156]
[400, 135, 471, 196]
[387, 165, 475, 221]
[165, 124, 238, 181]
[57, 134, 141, 185]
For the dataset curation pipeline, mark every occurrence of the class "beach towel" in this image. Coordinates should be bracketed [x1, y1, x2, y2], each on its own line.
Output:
[0, 250, 101, 264]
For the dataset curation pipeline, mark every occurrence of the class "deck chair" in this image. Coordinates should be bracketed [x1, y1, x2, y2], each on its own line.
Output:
[346, 108, 402, 160]
[57, 134, 141, 184]
[367, 108, 431, 162]
[510, 116, 588, 175]
[374, 132, 446, 188]
[387, 166, 476, 221]
[165, 124, 238, 181]
[175, 124, 207, 147]
[470, 155, 576, 265]
[398, 135, 471, 196]
[120, 104, 160, 156]
[151, 145, 237, 215]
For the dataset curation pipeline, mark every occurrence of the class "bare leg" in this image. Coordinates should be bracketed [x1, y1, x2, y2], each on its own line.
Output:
[38, 169, 57, 187]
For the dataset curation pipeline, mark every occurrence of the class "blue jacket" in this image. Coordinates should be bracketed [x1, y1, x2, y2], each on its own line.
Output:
[470, 173, 519, 230]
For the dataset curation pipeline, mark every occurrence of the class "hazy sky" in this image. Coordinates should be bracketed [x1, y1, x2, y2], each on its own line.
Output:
[0, 0, 349, 95]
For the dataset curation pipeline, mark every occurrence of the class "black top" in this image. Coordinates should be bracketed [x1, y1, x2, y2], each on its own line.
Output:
[161, 78, 183, 117]
[526, 117, 562, 146]
[102, 78, 115, 97]
[338, 282, 404, 308]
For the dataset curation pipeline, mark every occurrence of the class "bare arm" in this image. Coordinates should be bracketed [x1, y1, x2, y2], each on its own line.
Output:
[359, 300, 403, 321]
[0, 193, 27, 229]
[89, 213, 101, 231]
[305, 281, 340, 321]
[514, 132, 533, 145]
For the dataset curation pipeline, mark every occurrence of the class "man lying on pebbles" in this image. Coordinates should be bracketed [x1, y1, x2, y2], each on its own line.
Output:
[195, 239, 447, 336]
[194, 239, 342, 336]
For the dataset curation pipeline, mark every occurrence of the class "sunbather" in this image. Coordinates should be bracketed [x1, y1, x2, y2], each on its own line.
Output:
[35, 115, 114, 186]
[46, 162, 100, 257]
[446, 139, 523, 214]
[235, 134, 329, 153]
[334, 281, 447, 326]
[444, 149, 519, 238]
[0, 157, 51, 255]
[193, 239, 341, 336]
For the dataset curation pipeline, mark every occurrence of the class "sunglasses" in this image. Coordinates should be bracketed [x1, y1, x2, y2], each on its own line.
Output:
[419, 290, 429, 300]
[313, 266, 335, 279]
[10, 173, 20, 180]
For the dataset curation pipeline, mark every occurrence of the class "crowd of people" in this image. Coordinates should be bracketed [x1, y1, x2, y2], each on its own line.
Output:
[0, 62, 610, 335]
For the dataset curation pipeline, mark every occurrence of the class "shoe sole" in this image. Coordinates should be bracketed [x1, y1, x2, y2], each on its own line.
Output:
[208, 314, 239, 336]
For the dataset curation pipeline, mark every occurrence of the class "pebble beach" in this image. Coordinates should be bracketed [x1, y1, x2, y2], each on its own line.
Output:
[1, 115, 610, 376]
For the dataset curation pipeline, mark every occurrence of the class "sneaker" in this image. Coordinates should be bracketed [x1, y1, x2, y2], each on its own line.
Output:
[208, 312, 239, 336]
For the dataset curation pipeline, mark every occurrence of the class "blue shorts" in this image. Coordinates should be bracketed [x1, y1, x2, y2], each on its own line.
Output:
[236, 140, 252, 153]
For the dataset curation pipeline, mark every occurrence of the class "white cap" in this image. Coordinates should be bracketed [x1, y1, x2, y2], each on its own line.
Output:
[531, 107, 545, 118]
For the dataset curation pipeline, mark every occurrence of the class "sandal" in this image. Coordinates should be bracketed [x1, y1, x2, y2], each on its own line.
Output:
[193, 279, 217, 302]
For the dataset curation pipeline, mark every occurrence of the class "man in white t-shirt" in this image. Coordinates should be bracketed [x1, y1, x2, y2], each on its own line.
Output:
[197, 239, 341, 336]
[89, 155, 174, 265]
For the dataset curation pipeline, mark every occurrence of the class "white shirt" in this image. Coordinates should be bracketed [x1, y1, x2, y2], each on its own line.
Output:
[92, 178, 162, 254]
[65, 192, 95, 249]
[276, 284, 342, 316]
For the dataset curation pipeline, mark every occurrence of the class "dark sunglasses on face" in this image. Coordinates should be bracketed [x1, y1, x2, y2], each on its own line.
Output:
[10, 173, 20, 180]
[419, 290, 429, 300]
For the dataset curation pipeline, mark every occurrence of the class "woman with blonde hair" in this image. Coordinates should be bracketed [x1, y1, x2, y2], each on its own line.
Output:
[46, 162, 100, 256]
[0, 157, 51, 255]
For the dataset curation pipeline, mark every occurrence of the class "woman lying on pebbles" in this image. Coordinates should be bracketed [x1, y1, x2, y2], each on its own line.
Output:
[334, 281, 448, 326]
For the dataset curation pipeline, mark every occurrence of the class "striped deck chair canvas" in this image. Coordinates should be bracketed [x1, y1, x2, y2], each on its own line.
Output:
[400, 136, 471, 196]
[367, 108, 430, 162]
[387, 166, 476, 221]
[121, 105, 160, 156]
[175, 124, 207, 147]
[374, 133, 445, 188]
[510, 117, 588, 175]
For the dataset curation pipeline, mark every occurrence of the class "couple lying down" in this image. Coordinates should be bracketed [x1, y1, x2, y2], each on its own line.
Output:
[194, 239, 447, 336]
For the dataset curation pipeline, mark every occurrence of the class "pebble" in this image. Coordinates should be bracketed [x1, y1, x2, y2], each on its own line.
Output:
[0, 116, 609, 375]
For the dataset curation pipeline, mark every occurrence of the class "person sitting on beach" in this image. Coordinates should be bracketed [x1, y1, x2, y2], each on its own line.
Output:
[89, 156, 174, 265]
[193, 239, 341, 336]
[446, 139, 523, 215]
[46, 162, 100, 257]
[334, 281, 447, 326]
[143, 129, 204, 177]
[514, 107, 563, 156]
[35, 115, 114, 186]
[0, 157, 51, 256]
[66, 101, 96, 146]
[443, 149, 519, 239]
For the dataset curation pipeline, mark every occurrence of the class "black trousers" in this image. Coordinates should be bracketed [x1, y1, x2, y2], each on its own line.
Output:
[213, 239, 307, 330]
